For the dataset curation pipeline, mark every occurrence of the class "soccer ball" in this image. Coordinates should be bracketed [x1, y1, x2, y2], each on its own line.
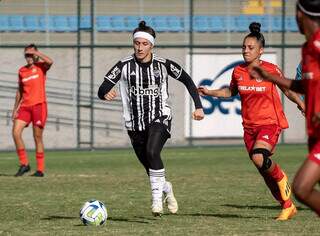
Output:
[80, 199, 108, 226]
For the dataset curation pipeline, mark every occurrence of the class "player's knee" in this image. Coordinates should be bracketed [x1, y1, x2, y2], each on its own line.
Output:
[33, 132, 43, 143]
[250, 148, 272, 171]
[146, 148, 158, 160]
[292, 179, 311, 201]
[12, 129, 22, 140]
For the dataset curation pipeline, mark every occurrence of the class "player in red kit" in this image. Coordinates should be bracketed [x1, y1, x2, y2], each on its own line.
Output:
[199, 22, 304, 220]
[12, 44, 53, 177]
[251, 0, 320, 217]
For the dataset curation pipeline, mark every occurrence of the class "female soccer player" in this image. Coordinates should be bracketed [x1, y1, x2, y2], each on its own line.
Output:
[98, 21, 204, 216]
[198, 22, 304, 220]
[12, 44, 53, 177]
[251, 0, 320, 216]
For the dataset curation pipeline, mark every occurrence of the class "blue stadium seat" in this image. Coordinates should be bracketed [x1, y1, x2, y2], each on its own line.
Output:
[8, 15, 24, 31]
[193, 15, 210, 32]
[111, 15, 127, 32]
[0, 15, 9, 31]
[140, 16, 156, 29]
[234, 15, 250, 32]
[126, 16, 140, 31]
[68, 16, 92, 31]
[167, 16, 183, 32]
[24, 15, 40, 32]
[153, 16, 169, 32]
[53, 15, 71, 32]
[39, 15, 54, 31]
[285, 16, 298, 32]
[80, 15, 92, 29]
[208, 16, 225, 32]
[271, 15, 283, 32]
[96, 16, 113, 32]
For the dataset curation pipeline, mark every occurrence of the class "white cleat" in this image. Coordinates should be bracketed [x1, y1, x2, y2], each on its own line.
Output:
[151, 201, 163, 217]
[163, 182, 178, 214]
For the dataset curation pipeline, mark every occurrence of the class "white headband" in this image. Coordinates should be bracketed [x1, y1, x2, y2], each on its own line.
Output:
[297, 1, 320, 17]
[133, 31, 155, 45]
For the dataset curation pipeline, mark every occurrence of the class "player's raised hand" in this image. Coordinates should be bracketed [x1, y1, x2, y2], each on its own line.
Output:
[198, 86, 209, 96]
[104, 89, 117, 101]
[250, 66, 269, 80]
[312, 112, 320, 125]
[192, 108, 204, 121]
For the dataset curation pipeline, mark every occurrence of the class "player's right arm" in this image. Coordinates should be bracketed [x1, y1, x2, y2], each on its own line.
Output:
[12, 82, 23, 121]
[98, 61, 123, 101]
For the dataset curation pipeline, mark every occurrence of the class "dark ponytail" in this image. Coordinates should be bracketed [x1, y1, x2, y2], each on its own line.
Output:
[133, 20, 156, 38]
[245, 22, 265, 47]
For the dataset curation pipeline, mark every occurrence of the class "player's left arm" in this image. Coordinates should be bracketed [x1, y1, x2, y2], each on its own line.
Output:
[166, 59, 204, 120]
[25, 48, 53, 71]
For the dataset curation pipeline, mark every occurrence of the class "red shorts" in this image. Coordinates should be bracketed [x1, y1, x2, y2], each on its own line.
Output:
[307, 137, 320, 165]
[243, 124, 282, 154]
[16, 102, 47, 128]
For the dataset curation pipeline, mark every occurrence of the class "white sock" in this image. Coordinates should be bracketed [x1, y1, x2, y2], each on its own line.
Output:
[149, 168, 165, 203]
[163, 181, 172, 194]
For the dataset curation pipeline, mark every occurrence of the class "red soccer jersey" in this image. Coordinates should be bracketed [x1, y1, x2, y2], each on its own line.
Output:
[301, 29, 320, 138]
[18, 62, 48, 107]
[230, 60, 288, 129]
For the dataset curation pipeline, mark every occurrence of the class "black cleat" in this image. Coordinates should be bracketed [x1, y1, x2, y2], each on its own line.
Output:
[31, 171, 44, 177]
[14, 164, 31, 177]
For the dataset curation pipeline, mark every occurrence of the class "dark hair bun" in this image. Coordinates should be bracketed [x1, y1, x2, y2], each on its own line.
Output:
[138, 20, 147, 28]
[249, 22, 261, 34]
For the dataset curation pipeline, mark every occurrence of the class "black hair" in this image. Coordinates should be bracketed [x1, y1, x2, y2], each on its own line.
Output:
[24, 43, 38, 51]
[133, 20, 156, 39]
[297, 0, 320, 15]
[297, 0, 320, 23]
[244, 22, 265, 48]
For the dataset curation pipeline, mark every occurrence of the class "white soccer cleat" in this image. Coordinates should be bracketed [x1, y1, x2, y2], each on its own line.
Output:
[151, 201, 163, 217]
[163, 182, 178, 214]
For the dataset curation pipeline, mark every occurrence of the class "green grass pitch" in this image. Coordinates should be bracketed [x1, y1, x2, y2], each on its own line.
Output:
[0, 144, 319, 235]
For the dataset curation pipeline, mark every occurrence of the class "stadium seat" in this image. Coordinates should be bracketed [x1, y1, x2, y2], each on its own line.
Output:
[153, 16, 169, 32]
[140, 16, 156, 29]
[8, 15, 24, 31]
[39, 15, 54, 31]
[68, 16, 92, 31]
[167, 16, 184, 32]
[193, 15, 210, 32]
[80, 15, 92, 29]
[208, 16, 225, 32]
[126, 16, 140, 31]
[234, 15, 250, 32]
[96, 16, 113, 32]
[53, 15, 71, 32]
[0, 15, 9, 31]
[285, 16, 298, 32]
[271, 15, 283, 32]
[111, 15, 127, 32]
[24, 15, 40, 32]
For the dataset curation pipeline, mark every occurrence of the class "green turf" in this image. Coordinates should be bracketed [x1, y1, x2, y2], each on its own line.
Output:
[0, 145, 319, 235]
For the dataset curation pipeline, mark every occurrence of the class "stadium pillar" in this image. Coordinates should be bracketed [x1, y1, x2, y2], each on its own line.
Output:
[76, 0, 95, 150]
[188, 0, 194, 146]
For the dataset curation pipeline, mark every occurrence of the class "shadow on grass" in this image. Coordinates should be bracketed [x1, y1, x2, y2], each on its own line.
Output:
[108, 216, 150, 224]
[179, 213, 261, 219]
[0, 173, 13, 177]
[41, 215, 78, 220]
[222, 204, 308, 211]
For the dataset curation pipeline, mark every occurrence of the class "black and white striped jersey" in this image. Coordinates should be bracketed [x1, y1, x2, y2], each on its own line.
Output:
[98, 54, 202, 131]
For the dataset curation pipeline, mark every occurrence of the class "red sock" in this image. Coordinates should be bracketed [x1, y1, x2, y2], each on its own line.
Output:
[17, 149, 28, 166]
[36, 152, 45, 172]
[269, 164, 284, 182]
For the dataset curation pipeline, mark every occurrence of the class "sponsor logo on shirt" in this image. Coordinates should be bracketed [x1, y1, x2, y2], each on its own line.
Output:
[238, 85, 266, 92]
[170, 64, 181, 78]
[106, 66, 121, 81]
[131, 85, 160, 97]
[314, 153, 320, 160]
[262, 135, 269, 140]
[21, 74, 39, 82]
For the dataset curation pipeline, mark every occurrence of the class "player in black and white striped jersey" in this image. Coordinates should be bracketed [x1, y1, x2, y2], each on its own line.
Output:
[98, 21, 204, 216]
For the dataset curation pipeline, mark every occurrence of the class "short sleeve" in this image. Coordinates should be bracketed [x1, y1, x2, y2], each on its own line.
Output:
[229, 69, 238, 91]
